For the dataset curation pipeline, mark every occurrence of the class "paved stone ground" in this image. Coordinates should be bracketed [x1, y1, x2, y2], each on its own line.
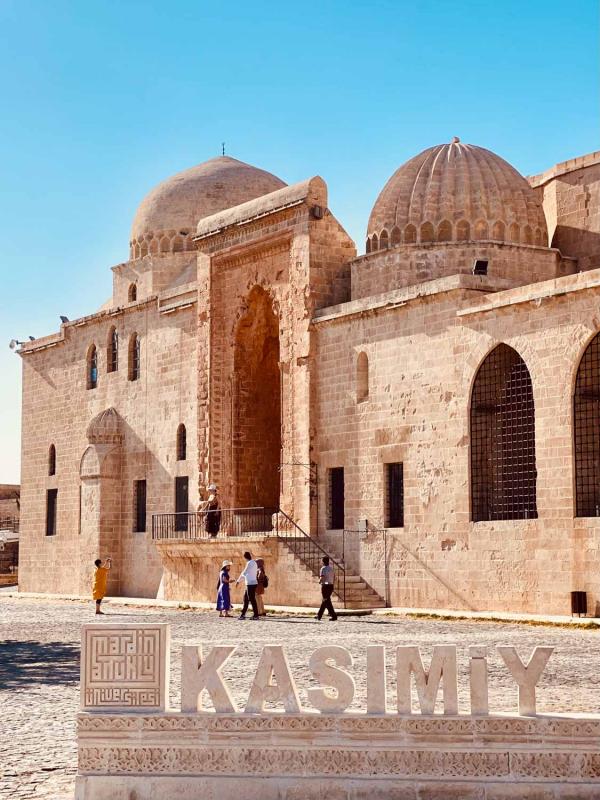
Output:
[3, 596, 600, 799]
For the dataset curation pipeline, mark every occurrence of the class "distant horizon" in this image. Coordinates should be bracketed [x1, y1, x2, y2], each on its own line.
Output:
[0, 0, 597, 483]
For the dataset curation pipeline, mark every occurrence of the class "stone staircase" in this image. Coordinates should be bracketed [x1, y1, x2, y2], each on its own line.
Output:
[278, 534, 386, 610]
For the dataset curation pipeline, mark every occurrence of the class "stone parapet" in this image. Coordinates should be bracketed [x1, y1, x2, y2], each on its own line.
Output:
[155, 535, 323, 607]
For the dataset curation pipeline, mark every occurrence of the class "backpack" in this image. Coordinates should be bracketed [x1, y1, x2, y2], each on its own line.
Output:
[262, 573, 269, 589]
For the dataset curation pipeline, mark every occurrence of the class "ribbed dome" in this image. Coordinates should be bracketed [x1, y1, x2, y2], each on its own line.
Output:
[130, 156, 286, 259]
[367, 139, 548, 252]
[86, 407, 122, 445]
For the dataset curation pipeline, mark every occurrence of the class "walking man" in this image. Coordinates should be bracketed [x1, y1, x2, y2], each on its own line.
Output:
[316, 555, 338, 621]
[235, 550, 260, 620]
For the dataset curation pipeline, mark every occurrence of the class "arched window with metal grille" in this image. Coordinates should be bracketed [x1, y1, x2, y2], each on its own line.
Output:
[128, 283, 137, 302]
[177, 423, 187, 461]
[470, 343, 537, 521]
[574, 333, 600, 516]
[128, 333, 141, 381]
[48, 444, 56, 476]
[107, 327, 118, 373]
[87, 344, 98, 390]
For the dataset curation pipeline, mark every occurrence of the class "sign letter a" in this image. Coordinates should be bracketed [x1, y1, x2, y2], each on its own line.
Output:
[245, 645, 301, 713]
[181, 644, 237, 713]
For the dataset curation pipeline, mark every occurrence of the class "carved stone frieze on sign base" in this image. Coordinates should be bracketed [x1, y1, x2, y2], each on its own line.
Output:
[75, 712, 600, 800]
[80, 623, 169, 712]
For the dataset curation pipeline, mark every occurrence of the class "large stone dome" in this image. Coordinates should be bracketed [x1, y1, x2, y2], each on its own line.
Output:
[130, 156, 286, 259]
[367, 138, 548, 252]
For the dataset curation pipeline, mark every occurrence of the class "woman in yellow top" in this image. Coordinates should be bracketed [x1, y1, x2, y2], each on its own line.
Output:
[93, 557, 111, 614]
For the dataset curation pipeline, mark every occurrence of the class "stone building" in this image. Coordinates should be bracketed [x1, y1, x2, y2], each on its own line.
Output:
[0, 483, 20, 583]
[17, 143, 600, 614]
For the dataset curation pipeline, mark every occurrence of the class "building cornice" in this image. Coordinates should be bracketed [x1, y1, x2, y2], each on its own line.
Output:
[194, 177, 327, 241]
[528, 150, 600, 188]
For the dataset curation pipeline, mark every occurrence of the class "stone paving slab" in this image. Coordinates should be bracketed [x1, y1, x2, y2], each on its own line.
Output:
[3, 595, 600, 799]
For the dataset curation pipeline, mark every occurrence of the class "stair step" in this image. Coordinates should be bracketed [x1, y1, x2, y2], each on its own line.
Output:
[279, 527, 386, 609]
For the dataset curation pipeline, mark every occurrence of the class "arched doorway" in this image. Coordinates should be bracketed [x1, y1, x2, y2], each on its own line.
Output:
[233, 287, 281, 509]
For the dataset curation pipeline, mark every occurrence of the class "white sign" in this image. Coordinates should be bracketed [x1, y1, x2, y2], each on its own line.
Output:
[181, 642, 552, 716]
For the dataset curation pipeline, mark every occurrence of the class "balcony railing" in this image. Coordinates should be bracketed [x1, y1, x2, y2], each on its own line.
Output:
[151, 506, 347, 606]
[152, 507, 278, 541]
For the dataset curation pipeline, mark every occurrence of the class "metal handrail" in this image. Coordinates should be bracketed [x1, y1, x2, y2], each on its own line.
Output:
[276, 509, 346, 608]
[152, 507, 277, 540]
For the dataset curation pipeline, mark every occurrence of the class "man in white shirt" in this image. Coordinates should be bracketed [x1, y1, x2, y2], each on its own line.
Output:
[235, 551, 260, 620]
[316, 555, 338, 621]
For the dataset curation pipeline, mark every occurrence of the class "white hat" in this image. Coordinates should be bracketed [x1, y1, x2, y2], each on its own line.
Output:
[221, 560, 232, 568]
[208, 484, 217, 491]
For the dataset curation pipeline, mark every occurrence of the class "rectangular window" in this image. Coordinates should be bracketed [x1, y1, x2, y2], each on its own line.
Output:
[175, 476, 189, 532]
[46, 488, 58, 536]
[329, 467, 345, 529]
[385, 462, 404, 527]
[134, 480, 147, 533]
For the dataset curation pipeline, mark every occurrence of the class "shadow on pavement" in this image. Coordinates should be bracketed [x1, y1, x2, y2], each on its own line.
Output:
[0, 640, 80, 689]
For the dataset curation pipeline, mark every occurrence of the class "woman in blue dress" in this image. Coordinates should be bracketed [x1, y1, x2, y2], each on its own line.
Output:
[216, 560, 233, 617]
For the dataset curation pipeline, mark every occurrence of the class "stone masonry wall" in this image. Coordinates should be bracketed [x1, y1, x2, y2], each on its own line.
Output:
[351, 240, 575, 300]
[156, 535, 322, 607]
[196, 194, 353, 532]
[19, 299, 198, 598]
[313, 269, 600, 615]
[529, 152, 600, 272]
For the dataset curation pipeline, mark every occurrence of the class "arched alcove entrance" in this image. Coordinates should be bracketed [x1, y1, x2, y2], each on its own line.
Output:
[233, 287, 281, 509]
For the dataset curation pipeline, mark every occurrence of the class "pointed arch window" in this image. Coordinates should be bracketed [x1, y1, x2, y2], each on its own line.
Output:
[470, 344, 537, 521]
[128, 333, 141, 381]
[177, 424, 187, 461]
[48, 444, 56, 476]
[107, 327, 118, 373]
[128, 283, 137, 302]
[87, 345, 98, 390]
[357, 351, 369, 403]
[574, 333, 600, 516]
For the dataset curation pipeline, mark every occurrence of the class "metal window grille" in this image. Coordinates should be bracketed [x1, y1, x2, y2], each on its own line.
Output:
[46, 488, 58, 536]
[107, 329, 118, 373]
[574, 333, 600, 516]
[329, 467, 345, 529]
[129, 335, 140, 381]
[177, 424, 187, 461]
[386, 462, 404, 527]
[470, 344, 537, 521]
[134, 480, 146, 532]
[48, 444, 56, 476]
[88, 346, 98, 389]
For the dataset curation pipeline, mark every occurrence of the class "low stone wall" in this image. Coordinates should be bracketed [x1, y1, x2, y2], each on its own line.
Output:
[76, 712, 600, 799]
[155, 535, 323, 607]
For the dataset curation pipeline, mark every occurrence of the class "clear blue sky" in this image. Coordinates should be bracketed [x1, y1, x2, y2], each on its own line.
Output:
[0, 0, 597, 483]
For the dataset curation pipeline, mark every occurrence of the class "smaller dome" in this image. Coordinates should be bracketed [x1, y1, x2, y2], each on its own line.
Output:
[86, 407, 122, 445]
[130, 156, 286, 258]
[367, 139, 548, 251]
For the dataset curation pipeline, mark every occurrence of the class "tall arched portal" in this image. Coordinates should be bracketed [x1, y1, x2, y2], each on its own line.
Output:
[233, 287, 281, 509]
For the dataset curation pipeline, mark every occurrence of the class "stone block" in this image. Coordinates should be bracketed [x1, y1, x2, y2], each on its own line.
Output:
[80, 623, 169, 712]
